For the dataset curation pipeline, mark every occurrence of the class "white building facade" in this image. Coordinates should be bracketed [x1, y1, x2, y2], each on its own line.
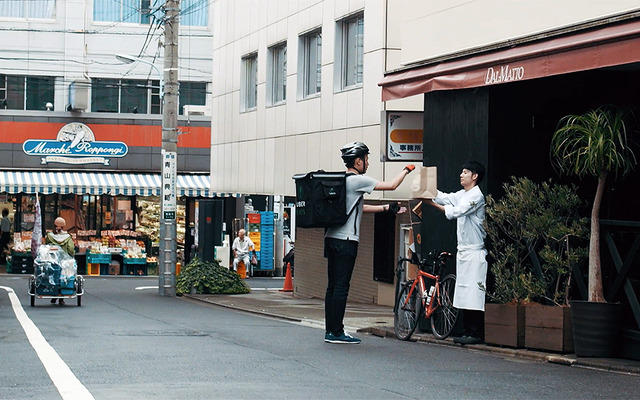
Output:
[0, 0, 212, 113]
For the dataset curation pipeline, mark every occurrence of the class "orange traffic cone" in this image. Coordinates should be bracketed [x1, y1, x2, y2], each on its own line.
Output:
[280, 262, 293, 292]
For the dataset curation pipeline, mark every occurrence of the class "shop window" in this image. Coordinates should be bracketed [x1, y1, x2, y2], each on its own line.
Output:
[300, 29, 322, 98]
[336, 13, 363, 90]
[268, 42, 287, 105]
[0, 75, 55, 110]
[241, 53, 257, 111]
[179, 81, 207, 115]
[81, 195, 101, 231]
[0, 0, 56, 19]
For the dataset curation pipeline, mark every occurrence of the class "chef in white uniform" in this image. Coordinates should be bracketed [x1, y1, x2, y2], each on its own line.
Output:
[429, 161, 487, 345]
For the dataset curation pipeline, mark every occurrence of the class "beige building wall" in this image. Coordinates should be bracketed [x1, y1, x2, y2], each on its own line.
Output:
[211, 0, 415, 200]
[211, 0, 419, 304]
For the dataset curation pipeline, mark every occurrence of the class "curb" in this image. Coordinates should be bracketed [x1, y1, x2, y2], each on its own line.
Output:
[359, 326, 640, 375]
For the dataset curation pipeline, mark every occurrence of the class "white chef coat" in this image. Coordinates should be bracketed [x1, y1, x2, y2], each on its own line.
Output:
[434, 185, 487, 311]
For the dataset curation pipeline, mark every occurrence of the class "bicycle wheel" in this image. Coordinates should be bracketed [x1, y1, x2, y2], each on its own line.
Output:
[394, 281, 422, 341]
[430, 274, 459, 339]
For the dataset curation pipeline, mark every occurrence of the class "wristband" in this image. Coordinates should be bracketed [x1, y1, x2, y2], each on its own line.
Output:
[388, 203, 401, 214]
[404, 164, 415, 172]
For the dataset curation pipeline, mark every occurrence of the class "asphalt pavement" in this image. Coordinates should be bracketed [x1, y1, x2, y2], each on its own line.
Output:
[185, 277, 640, 376]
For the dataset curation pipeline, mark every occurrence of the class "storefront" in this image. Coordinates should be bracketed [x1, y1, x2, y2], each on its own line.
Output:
[379, 13, 640, 355]
[379, 14, 640, 254]
[0, 114, 213, 276]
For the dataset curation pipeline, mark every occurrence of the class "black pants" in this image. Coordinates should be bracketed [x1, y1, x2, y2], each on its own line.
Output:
[462, 309, 484, 338]
[324, 237, 359, 336]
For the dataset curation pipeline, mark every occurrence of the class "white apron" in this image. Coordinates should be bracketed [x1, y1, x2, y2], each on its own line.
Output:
[453, 244, 488, 311]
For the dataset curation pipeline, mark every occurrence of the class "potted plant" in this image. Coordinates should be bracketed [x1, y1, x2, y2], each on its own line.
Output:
[551, 105, 637, 357]
[483, 177, 587, 351]
[483, 177, 543, 348]
[522, 180, 587, 353]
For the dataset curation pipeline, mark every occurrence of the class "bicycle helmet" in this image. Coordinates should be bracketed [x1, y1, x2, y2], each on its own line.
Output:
[340, 141, 370, 166]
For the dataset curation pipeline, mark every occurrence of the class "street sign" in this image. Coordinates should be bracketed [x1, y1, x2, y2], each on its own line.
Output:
[162, 150, 177, 220]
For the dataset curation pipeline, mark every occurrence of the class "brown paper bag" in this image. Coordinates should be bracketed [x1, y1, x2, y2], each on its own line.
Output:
[411, 166, 437, 199]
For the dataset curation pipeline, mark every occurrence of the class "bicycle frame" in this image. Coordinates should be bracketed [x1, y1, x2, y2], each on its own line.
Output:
[404, 269, 441, 319]
[394, 251, 458, 340]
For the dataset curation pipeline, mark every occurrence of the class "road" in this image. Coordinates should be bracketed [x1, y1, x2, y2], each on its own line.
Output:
[1, 275, 639, 400]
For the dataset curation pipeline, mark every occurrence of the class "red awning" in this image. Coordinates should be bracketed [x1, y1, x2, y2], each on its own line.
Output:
[379, 18, 640, 101]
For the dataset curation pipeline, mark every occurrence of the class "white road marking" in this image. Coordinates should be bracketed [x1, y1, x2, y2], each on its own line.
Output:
[0, 286, 95, 400]
[135, 286, 159, 291]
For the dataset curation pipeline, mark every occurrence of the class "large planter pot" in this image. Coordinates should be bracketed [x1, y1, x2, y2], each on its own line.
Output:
[570, 300, 622, 357]
[525, 305, 573, 353]
[485, 303, 525, 348]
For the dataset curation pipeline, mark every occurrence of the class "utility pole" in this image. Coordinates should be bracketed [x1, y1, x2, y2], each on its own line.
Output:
[159, 0, 179, 296]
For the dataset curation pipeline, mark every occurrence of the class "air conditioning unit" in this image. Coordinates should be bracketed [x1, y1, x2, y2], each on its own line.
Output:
[69, 79, 91, 111]
[183, 105, 211, 116]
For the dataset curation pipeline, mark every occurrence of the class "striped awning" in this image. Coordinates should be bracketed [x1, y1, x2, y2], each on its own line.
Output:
[0, 171, 215, 197]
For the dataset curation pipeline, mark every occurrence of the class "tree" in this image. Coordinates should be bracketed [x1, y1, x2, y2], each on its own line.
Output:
[550, 106, 637, 302]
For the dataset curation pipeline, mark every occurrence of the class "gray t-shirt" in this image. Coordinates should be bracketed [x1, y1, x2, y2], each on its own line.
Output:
[325, 174, 377, 242]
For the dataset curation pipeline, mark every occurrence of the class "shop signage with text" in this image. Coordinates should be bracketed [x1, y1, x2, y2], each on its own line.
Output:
[22, 122, 128, 165]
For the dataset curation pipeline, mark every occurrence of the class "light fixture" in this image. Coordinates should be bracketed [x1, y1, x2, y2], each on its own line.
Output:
[115, 54, 163, 98]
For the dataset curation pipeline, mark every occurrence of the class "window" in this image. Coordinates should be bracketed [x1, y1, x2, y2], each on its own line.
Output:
[0, 0, 55, 19]
[242, 54, 258, 111]
[338, 14, 364, 89]
[179, 82, 207, 115]
[0, 75, 54, 110]
[90, 78, 204, 114]
[93, 0, 161, 24]
[301, 30, 322, 98]
[91, 78, 157, 114]
[268, 43, 287, 105]
[180, 0, 208, 27]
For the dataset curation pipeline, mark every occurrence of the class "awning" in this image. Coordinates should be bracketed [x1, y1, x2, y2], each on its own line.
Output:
[379, 17, 640, 100]
[0, 171, 217, 197]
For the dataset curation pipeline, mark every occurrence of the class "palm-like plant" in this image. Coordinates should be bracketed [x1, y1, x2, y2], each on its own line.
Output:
[550, 106, 637, 302]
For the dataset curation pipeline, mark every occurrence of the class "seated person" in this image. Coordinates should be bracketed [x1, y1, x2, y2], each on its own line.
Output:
[232, 229, 255, 275]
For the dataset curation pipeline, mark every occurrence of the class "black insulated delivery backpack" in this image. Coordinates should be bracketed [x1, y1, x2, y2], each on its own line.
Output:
[292, 170, 360, 229]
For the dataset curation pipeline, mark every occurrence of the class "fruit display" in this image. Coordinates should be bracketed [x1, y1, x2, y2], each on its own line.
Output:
[137, 199, 160, 243]
[136, 198, 186, 246]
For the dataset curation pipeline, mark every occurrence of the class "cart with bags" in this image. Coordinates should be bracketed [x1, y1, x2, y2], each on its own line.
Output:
[28, 244, 84, 307]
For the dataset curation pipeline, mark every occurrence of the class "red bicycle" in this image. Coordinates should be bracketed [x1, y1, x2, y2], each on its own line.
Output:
[393, 250, 459, 340]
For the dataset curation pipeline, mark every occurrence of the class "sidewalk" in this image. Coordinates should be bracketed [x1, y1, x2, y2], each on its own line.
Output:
[185, 288, 640, 376]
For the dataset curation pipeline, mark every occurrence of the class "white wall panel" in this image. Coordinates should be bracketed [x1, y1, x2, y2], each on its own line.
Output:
[346, 87, 364, 127]
[332, 91, 349, 129]
[399, 0, 640, 65]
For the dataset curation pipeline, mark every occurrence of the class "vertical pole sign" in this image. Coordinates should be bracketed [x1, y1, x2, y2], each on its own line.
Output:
[162, 150, 177, 220]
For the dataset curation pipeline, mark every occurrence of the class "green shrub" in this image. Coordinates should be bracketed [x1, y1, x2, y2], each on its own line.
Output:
[176, 257, 250, 295]
[484, 177, 588, 305]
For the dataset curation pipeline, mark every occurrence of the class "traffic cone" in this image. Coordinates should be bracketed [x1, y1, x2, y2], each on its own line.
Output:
[280, 262, 293, 292]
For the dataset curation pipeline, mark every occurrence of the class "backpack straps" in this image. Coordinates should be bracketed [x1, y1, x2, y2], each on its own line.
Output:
[349, 195, 363, 236]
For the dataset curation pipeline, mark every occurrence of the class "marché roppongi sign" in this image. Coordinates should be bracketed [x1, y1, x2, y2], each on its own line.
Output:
[22, 122, 128, 165]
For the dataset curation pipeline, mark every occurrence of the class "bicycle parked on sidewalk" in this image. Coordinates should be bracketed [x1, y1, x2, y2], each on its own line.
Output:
[393, 250, 459, 340]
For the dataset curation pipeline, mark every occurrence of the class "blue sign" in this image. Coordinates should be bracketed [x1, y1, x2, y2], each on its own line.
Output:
[22, 122, 129, 165]
[23, 140, 128, 157]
